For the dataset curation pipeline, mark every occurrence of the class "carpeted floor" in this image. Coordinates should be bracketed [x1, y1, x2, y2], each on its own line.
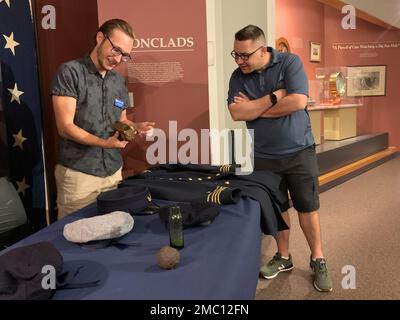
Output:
[255, 156, 400, 300]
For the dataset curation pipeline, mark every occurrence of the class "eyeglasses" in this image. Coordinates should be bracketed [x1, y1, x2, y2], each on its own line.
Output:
[230, 46, 264, 61]
[104, 34, 132, 63]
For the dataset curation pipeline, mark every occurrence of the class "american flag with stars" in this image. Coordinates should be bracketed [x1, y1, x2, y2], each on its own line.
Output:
[0, 0, 46, 231]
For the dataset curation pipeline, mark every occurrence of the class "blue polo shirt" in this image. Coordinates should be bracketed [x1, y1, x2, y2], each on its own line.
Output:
[227, 47, 314, 159]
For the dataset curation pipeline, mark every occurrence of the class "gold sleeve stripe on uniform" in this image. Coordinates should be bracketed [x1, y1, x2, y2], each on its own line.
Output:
[207, 190, 213, 203]
[207, 186, 227, 205]
[211, 187, 220, 204]
[215, 186, 226, 204]
[219, 165, 229, 173]
[210, 186, 220, 203]
[218, 186, 228, 204]
[207, 186, 219, 203]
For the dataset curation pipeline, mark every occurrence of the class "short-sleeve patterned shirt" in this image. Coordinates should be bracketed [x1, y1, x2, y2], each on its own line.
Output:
[51, 54, 129, 177]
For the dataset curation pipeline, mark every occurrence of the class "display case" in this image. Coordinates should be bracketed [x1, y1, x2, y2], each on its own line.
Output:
[309, 67, 363, 106]
[307, 67, 364, 143]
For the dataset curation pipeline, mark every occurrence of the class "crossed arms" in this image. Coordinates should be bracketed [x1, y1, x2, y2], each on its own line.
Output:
[228, 89, 308, 121]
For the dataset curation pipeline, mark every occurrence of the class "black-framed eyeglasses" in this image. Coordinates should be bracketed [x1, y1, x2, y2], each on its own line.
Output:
[104, 34, 132, 63]
[230, 46, 264, 61]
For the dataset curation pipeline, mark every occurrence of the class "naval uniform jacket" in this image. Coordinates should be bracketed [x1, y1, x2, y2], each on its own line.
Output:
[120, 164, 288, 236]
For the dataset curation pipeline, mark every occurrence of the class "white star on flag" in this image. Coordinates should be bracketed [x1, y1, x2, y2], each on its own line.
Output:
[13, 129, 27, 150]
[0, 0, 11, 8]
[16, 177, 30, 196]
[8, 83, 24, 104]
[3, 31, 20, 55]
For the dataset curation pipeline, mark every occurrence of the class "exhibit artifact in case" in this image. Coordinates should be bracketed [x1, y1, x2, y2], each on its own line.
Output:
[310, 67, 363, 106]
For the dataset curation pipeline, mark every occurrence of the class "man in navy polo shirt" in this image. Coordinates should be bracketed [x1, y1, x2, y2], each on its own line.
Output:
[227, 25, 332, 292]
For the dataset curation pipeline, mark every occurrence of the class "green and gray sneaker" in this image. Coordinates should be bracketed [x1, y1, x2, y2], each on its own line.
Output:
[260, 253, 294, 279]
[310, 257, 333, 292]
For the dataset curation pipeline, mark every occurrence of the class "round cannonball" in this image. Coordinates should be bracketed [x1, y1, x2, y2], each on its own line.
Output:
[156, 246, 180, 270]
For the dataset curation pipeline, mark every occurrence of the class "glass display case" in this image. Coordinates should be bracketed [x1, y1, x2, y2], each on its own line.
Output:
[307, 67, 364, 142]
[309, 67, 363, 106]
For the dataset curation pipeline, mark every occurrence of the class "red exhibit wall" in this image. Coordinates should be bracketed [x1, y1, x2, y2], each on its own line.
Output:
[276, 0, 400, 148]
[97, 0, 210, 176]
[276, 0, 325, 80]
[324, 5, 400, 148]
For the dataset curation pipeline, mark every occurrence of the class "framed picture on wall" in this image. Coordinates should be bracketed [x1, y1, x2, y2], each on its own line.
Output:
[276, 37, 290, 53]
[309, 42, 321, 62]
[347, 65, 386, 97]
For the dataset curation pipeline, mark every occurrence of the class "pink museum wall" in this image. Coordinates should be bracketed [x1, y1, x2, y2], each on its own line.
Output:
[276, 0, 400, 148]
[97, 0, 209, 175]
[276, 0, 325, 80]
[324, 5, 400, 148]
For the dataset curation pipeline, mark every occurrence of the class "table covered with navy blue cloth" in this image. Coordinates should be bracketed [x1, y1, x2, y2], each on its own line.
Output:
[6, 197, 262, 300]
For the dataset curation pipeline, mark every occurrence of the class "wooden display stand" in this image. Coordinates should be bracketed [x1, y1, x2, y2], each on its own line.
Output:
[308, 103, 362, 142]
[308, 108, 322, 145]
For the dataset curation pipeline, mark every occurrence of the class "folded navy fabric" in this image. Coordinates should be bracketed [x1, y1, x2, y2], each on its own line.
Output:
[97, 186, 150, 214]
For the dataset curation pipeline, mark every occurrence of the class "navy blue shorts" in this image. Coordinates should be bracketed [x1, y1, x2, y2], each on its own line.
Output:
[254, 145, 320, 213]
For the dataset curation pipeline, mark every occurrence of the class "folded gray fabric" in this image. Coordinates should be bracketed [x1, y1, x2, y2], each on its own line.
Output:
[63, 211, 134, 243]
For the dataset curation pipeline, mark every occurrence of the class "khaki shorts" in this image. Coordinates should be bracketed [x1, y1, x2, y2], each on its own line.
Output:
[55, 164, 122, 220]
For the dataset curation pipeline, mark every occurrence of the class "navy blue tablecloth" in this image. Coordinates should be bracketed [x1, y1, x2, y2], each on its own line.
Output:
[5, 198, 262, 300]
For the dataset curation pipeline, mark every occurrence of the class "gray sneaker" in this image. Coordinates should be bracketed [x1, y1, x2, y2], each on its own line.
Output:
[310, 257, 333, 292]
[260, 253, 294, 279]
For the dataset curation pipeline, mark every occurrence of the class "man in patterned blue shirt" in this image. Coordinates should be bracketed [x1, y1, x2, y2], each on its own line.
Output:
[227, 25, 332, 292]
[51, 19, 154, 219]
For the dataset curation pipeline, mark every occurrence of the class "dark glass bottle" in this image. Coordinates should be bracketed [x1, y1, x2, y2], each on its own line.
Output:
[169, 206, 184, 250]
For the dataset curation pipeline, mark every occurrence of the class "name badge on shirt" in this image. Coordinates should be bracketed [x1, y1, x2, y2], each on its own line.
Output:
[113, 98, 126, 109]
